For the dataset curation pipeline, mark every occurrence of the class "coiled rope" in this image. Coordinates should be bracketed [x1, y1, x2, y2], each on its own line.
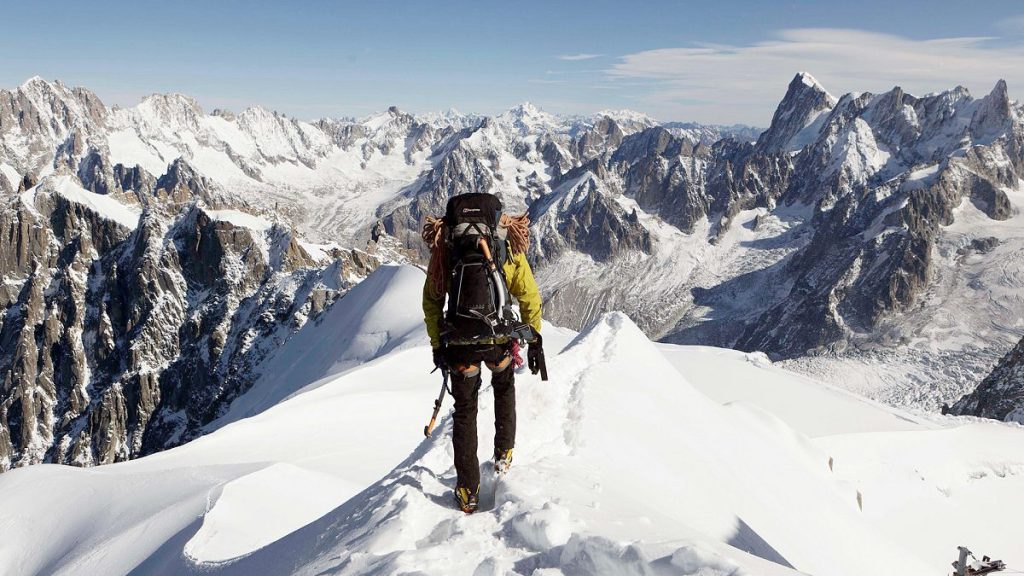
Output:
[422, 213, 530, 299]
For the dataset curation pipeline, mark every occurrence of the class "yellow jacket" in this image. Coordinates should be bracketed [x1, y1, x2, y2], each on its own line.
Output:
[423, 249, 542, 349]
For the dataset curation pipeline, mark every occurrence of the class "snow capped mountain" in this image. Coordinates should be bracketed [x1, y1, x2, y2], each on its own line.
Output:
[591, 108, 658, 134]
[663, 121, 763, 145]
[1, 72, 1022, 470]
[756, 71, 837, 152]
[415, 107, 484, 130]
[1, 265, 1021, 575]
[0, 76, 107, 187]
[497, 101, 568, 136]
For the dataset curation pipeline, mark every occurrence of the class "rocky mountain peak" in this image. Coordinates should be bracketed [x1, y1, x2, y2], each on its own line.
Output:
[18, 75, 51, 91]
[136, 93, 204, 130]
[509, 101, 541, 115]
[594, 109, 657, 134]
[363, 105, 413, 129]
[795, 71, 830, 95]
[153, 157, 212, 204]
[989, 79, 1009, 105]
[756, 72, 838, 153]
[970, 79, 1013, 140]
[8, 75, 104, 118]
[14, 76, 97, 110]
[415, 108, 480, 131]
[498, 102, 564, 135]
[0, 78, 108, 184]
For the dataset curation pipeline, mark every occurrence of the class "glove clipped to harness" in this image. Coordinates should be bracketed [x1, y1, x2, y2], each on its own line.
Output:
[527, 331, 548, 381]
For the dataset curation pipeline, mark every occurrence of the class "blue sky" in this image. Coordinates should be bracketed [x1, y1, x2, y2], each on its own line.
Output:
[3, 0, 1024, 125]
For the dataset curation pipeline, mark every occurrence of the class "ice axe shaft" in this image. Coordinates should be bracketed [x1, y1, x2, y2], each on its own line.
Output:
[424, 368, 449, 437]
[478, 237, 496, 269]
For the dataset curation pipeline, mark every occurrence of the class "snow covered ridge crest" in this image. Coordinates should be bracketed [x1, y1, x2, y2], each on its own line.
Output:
[2, 289, 1022, 575]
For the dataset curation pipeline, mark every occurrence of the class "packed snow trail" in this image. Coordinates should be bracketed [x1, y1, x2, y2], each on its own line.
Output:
[1, 265, 1023, 575]
[126, 313, 821, 576]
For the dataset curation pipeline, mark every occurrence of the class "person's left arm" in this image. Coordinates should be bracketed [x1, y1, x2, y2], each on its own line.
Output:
[506, 251, 542, 335]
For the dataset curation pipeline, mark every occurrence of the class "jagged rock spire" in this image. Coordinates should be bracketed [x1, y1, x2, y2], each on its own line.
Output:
[756, 72, 837, 152]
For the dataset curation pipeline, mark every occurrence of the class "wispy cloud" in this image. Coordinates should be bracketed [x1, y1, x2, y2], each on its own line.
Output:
[607, 28, 1024, 124]
[996, 14, 1024, 35]
[558, 53, 602, 61]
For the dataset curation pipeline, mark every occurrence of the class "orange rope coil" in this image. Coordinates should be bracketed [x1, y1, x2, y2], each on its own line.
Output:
[422, 213, 530, 298]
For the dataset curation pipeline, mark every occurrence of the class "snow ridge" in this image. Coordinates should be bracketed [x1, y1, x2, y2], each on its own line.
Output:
[3, 278, 1021, 575]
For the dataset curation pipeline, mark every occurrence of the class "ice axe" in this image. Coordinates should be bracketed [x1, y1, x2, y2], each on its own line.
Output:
[424, 367, 450, 437]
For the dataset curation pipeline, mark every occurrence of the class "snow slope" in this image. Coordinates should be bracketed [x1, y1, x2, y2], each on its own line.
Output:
[658, 345, 934, 437]
[21, 175, 142, 228]
[210, 265, 430, 429]
[1, 265, 1022, 575]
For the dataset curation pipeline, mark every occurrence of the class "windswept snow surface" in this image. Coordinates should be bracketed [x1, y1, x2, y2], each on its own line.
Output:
[22, 175, 142, 229]
[204, 209, 274, 232]
[1, 266, 1022, 575]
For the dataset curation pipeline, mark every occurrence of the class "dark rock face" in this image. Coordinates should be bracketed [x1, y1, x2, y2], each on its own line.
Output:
[756, 73, 836, 152]
[575, 117, 625, 161]
[0, 78, 108, 178]
[531, 166, 652, 263]
[711, 77, 1022, 359]
[612, 128, 710, 233]
[0, 179, 378, 471]
[950, 337, 1024, 422]
[365, 76, 1021, 362]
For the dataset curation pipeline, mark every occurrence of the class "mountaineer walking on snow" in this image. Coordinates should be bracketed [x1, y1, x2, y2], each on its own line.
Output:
[422, 192, 545, 514]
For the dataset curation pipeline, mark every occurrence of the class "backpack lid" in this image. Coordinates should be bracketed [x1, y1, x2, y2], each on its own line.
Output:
[445, 193, 502, 230]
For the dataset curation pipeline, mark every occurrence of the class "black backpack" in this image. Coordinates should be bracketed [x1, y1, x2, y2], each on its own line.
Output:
[443, 193, 519, 341]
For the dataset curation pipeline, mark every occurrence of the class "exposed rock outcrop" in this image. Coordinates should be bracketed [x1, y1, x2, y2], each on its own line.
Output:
[0, 176, 373, 472]
[949, 337, 1024, 422]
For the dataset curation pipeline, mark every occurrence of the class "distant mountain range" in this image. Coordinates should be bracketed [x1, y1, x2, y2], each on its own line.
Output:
[1, 72, 1022, 471]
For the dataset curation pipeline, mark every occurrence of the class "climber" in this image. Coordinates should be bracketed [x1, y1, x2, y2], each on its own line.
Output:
[421, 192, 545, 514]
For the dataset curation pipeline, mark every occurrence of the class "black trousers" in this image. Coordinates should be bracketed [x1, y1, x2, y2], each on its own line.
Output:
[446, 343, 516, 491]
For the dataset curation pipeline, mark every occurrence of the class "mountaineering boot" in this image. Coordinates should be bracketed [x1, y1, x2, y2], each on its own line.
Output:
[494, 448, 513, 474]
[454, 486, 479, 514]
